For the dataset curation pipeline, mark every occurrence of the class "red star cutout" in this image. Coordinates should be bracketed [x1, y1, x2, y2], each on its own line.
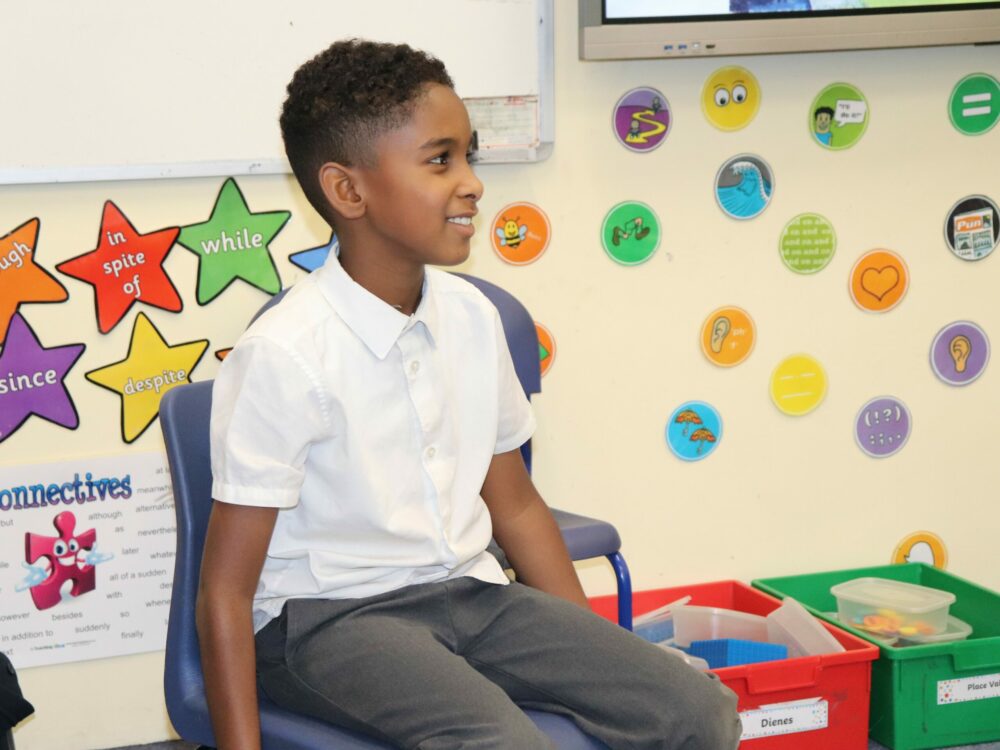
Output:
[0, 218, 69, 343]
[57, 201, 182, 334]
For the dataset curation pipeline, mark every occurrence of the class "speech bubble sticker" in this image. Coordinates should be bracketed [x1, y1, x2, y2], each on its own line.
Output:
[855, 395, 911, 459]
[930, 321, 990, 387]
[809, 83, 869, 150]
[943, 195, 999, 262]
[892, 531, 948, 568]
[779, 213, 836, 274]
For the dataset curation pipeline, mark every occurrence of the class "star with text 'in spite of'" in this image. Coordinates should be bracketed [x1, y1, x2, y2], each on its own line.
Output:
[0, 218, 69, 343]
[0, 313, 85, 444]
[177, 178, 290, 304]
[85, 312, 208, 443]
[57, 201, 182, 334]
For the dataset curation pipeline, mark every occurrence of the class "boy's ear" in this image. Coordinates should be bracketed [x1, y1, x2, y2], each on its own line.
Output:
[318, 163, 365, 220]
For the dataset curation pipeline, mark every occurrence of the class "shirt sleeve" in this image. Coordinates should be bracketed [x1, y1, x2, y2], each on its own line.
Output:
[492, 310, 537, 455]
[210, 335, 330, 508]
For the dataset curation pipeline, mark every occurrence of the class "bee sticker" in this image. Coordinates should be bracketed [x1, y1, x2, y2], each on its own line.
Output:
[491, 202, 551, 265]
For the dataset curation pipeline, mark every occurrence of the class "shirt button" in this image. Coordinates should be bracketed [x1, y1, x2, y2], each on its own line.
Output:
[426, 446, 437, 459]
[410, 360, 421, 374]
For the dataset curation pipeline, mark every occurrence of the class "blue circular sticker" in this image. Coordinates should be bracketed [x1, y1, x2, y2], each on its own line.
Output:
[666, 401, 722, 461]
[715, 154, 774, 220]
[854, 396, 911, 459]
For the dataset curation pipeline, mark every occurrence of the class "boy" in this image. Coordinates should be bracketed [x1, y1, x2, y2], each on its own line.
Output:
[200, 39, 740, 750]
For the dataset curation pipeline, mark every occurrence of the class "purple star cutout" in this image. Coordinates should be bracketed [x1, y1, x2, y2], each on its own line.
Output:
[0, 313, 86, 443]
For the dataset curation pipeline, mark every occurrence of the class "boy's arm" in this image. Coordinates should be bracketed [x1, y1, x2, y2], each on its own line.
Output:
[480, 448, 589, 608]
[196, 499, 279, 750]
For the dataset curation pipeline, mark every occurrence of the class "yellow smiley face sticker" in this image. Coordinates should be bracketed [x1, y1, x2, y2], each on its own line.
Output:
[702, 66, 761, 131]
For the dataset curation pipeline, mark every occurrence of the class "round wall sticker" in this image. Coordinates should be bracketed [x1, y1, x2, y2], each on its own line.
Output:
[930, 321, 990, 386]
[770, 354, 827, 416]
[491, 202, 551, 265]
[612, 86, 672, 152]
[892, 531, 948, 569]
[850, 249, 908, 313]
[700, 306, 755, 367]
[701, 66, 761, 131]
[535, 322, 556, 377]
[855, 396, 911, 459]
[779, 213, 836, 274]
[949, 73, 1000, 136]
[944, 195, 999, 261]
[601, 201, 661, 265]
[715, 155, 773, 220]
[809, 83, 869, 150]
[666, 401, 722, 461]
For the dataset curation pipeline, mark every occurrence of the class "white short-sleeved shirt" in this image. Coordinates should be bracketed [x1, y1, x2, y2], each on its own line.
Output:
[210, 251, 535, 631]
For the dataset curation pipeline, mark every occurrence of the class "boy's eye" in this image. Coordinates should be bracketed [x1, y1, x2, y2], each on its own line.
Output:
[429, 152, 449, 165]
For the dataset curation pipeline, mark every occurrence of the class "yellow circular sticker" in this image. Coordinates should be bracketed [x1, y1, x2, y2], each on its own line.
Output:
[702, 66, 761, 132]
[892, 531, 948, 569]
[701, 306, 755, 367]
[770, 354, 827, 416]
[850, 249, 909, 313]
[491, 202, 551, 265]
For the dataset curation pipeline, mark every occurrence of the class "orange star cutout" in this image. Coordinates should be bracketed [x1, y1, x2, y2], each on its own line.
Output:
[0, 218, 69, 343]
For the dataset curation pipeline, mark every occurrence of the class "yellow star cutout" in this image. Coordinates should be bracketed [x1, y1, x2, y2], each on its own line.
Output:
[86, 312, 208, 443]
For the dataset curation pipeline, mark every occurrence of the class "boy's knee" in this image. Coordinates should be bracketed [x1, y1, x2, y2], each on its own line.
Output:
[414, 718, 554, 750]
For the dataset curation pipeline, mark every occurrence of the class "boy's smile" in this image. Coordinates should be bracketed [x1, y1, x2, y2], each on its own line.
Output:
[348, 83, 483, 274]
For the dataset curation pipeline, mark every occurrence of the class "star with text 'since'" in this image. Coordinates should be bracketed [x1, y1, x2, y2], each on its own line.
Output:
[85, 312, 208, 443]
[0, 218, 69, 343]
[0, 313, 86, 444]
[177, 178, 290, 304]
[56, 201, 182, 334]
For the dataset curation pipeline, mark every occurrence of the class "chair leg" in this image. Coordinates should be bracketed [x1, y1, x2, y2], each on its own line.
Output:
[606, 552, 633, 631]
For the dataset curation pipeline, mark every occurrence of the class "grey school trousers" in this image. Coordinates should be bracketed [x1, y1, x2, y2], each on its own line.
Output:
[255, 578, 741, 750]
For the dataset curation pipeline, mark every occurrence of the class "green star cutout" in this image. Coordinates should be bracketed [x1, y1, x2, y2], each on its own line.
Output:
[178, 178, 291, 304]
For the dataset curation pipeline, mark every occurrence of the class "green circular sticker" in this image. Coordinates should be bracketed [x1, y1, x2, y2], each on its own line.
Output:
[809, 83, 869, 150]
[949, 73, 1000, 136]
[601, 201, 660, 265]
[779, 213, 836, 274]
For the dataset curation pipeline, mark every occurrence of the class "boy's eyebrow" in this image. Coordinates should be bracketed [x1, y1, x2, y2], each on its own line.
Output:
[419, 134, 477, 152]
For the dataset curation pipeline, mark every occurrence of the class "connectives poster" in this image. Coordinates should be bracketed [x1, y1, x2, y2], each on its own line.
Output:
[0, 451, 175, 668]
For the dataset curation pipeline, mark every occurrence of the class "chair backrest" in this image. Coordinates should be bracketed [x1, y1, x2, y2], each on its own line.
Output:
[160, 380, 216, 741]
[251, 273, 543, 470]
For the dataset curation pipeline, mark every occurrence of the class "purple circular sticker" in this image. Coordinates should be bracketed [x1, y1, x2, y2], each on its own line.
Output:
[612, 87, 672, 153]
[855, 396, 911, 458]
[930, 321, 990, 386]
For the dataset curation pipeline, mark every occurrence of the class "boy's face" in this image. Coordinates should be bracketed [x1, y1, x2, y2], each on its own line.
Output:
[354, 83, 483, 268]
[816, 111, 832, 132]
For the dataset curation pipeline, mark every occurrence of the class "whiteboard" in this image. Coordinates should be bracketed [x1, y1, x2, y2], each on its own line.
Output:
[2, 0, 553, 184]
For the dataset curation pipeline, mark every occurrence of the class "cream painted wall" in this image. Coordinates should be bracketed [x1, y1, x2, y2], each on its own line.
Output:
[3, 3, 999, 748]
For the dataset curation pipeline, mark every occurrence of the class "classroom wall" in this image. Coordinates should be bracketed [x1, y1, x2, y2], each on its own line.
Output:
[2, 3, 998, 748]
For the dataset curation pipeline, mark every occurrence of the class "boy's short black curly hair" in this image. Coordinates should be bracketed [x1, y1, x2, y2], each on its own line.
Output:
[280, 39, 454, 225]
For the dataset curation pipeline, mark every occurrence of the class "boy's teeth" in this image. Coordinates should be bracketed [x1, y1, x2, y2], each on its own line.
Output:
[448, 217, 472, 225]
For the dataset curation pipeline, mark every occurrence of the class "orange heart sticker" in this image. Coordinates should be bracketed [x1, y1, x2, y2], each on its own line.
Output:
[850, 250, 908, 312]
[860, 266, 900, 301]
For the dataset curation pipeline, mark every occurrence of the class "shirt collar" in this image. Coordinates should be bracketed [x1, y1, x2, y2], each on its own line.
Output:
[315, 242, 438, 359]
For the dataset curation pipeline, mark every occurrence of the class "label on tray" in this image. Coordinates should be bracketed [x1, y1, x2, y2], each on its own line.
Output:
[938, 673, 1000, 705]
[739, 698, 828, 739]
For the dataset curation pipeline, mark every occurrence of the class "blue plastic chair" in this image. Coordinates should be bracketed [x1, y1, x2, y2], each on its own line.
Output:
[161, 380, 609, 749]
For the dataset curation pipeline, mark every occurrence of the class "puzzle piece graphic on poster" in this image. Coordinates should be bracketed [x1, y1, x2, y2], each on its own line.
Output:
[289, 233, 337, 273]
[0, 218, 69, 344]
[177, 178, 290, 304]
[0, 314, 86, 444]
[23, 511, 96, 611]
[85, 312, 208, 443]
[56, 201, 182, 333]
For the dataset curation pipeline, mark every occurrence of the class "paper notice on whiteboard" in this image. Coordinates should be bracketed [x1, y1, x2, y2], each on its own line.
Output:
[0, 451, 175, 668]
[464, 96, 540, 149]
[739, 698, 829, 740]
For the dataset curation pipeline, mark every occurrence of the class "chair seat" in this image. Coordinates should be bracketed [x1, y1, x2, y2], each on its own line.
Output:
[549, 509, 622, 561]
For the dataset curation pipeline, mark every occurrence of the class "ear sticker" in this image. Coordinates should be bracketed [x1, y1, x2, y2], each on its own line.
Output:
[930, 321, 990, 386]
[85, 312, 208, 443]
[701, 306, 755, 367]
[0, 218, 69, 344]
[0, 313, 85, 444]
[177, 178, 290, 304]
[56, 201, 182, 334]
